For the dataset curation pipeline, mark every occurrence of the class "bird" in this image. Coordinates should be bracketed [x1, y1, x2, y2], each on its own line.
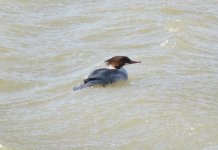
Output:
[73, 56, 141, 91]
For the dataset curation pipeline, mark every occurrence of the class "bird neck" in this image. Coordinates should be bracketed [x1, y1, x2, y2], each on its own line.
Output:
[108, 65, 117, 69]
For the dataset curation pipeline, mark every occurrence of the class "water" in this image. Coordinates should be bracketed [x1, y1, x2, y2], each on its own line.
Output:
[0, 0, 218, 150]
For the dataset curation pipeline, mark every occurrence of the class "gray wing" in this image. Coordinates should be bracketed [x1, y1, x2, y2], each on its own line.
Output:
[86, 68, 127, 84]
[73, 68, 127, 91]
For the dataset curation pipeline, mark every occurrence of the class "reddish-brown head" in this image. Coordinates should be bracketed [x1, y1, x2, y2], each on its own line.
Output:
[105, 56, 141, 69]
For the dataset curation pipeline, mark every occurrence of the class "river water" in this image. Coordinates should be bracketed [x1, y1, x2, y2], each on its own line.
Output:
[0, 0, 218, 150]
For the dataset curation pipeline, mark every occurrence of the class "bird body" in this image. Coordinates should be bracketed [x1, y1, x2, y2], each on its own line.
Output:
[73, 56, 140, 91]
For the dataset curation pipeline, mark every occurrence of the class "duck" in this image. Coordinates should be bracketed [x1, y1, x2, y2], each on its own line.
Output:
[73, 56, 141, 91]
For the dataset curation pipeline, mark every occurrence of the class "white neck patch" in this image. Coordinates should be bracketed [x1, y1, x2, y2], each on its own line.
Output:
[108, 65, 116, 69]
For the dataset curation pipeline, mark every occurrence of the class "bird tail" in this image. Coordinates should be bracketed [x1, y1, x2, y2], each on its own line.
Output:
[73, 78, 104, 91]
[73, 83, 87, 91]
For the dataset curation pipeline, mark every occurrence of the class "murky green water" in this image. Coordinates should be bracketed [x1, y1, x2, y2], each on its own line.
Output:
[0, 0, 218, 150]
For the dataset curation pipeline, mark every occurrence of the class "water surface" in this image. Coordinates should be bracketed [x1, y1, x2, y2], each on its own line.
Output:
[0, 0, 218, 150]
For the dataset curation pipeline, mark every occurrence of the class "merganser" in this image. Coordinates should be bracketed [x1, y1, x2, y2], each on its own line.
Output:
[73, 56, 141, 91]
